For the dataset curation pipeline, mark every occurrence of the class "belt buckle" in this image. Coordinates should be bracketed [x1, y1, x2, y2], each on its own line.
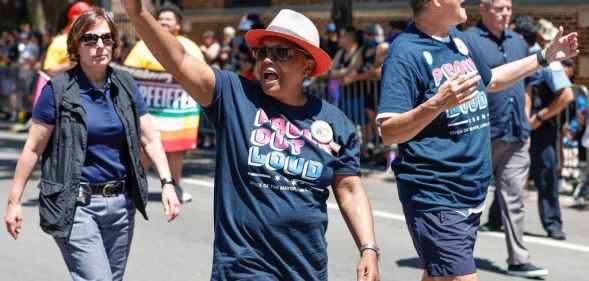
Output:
[102, 183, 116, 197]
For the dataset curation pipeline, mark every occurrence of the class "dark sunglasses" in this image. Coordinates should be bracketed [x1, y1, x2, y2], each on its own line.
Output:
[80, 33, 114, 47]
[252, 46, 310, 62]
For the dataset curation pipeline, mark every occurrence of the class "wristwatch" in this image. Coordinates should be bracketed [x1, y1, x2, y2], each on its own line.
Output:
[359, 243, 381, 257]
[536, 50, 549, 68]
[160, 178, 176, 188]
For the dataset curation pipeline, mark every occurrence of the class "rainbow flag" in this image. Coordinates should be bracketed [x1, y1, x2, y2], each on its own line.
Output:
[111, 64, 199, 152]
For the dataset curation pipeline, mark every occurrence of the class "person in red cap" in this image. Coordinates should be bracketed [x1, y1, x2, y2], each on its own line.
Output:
[43, 1, 91, 76]
[122, 0, 379, 280]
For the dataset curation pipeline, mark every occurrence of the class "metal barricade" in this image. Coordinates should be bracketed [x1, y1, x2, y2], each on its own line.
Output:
[305, 78, 394, 165]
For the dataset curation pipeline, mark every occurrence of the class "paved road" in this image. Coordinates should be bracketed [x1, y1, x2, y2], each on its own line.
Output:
[1, 131, 588, 281]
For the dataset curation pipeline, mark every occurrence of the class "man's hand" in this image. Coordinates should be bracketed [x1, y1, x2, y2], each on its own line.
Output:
[529, 114, 542, 130]
[5, 200, 23, 240]
[161, 184, 180, 222]
[356, 250, 379, 281]
[121, 0, 143, 16]
[426, 72, 481, 112]
[545, 27, 580, 63]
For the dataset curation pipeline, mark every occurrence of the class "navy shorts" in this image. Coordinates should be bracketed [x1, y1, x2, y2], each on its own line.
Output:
[402, 204, 481, 277]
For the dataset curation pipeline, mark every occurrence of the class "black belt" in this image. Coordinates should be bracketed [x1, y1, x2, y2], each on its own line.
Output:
[79, 180, 126, 197]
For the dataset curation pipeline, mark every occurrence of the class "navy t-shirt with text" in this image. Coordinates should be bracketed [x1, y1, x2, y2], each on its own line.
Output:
[377, 24, 493, 211]
[204, 68, 360, 281]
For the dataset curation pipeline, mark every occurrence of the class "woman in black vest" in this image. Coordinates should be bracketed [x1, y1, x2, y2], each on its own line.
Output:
[5, 8, 180, 281]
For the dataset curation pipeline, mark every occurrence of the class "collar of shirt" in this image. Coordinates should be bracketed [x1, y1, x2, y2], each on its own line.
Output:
[78, 67, 112, 95]
[475, 21, 512, 44]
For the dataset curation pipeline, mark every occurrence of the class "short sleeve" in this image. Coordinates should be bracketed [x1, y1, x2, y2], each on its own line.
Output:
[32, 82, 56, 125]
[202, 68, 230, 128]
[376, 54, 419, 121]
[544, 62, 572, 92]
[333, 119, 361, 176]
[130, 79, 148, 117]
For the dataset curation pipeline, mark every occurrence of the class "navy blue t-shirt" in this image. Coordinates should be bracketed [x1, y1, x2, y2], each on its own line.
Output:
[204, 68, 360, 281]
[33, 70, 148, 182]
[377, 24, 492, 211]
[465, 22, 530, 142]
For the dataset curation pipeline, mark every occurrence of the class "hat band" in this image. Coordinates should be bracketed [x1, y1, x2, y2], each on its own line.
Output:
[266, 25, 314, 47]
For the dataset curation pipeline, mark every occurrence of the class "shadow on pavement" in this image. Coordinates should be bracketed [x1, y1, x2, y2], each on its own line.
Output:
[22, 198, 39, 207]
[523, 231, 549, 239]
[148, 192, 162, 202]
[396, 257, 506, 275]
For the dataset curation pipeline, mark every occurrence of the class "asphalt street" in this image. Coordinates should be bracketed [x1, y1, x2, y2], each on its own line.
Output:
[1, 130, 588, 281]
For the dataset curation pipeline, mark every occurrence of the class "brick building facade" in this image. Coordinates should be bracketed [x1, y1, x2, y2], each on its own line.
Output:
[112, 0, 589, 86]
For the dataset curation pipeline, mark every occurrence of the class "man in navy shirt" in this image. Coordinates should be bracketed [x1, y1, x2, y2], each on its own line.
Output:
[378, 0, 579, 280]
[464, 0, 547, 278]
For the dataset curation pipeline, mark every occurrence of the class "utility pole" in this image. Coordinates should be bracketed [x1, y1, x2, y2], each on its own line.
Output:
[331, 0, 353, 31]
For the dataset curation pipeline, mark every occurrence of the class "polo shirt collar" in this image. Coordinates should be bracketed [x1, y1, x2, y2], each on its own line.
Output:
[78, 67, 112, 95]
[476, 21, 510, 43]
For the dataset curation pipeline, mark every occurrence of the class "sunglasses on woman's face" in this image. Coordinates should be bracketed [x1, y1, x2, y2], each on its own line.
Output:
[80, 33, 114, 47]
[253, 46, 309, 62]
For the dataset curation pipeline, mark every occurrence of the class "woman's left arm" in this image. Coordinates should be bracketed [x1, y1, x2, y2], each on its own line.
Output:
[139, 114, 180, 221]
[333, 175, 379, 281]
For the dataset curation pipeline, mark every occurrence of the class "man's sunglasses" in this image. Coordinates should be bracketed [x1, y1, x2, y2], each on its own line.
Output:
[252, 46, 310, 62]
[80, 33, 115, 47]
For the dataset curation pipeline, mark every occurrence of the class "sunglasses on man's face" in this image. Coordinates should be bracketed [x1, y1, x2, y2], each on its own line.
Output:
[80, 33, 114, 47]
[252, 46, 310, 62]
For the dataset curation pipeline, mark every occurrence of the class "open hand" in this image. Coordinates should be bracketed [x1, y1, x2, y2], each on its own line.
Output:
[545, 26, 580, 63]
[427, 72, 481, 112]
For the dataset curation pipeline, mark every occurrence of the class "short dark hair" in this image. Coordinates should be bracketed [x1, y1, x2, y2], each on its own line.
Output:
[156, 2, 183, 25]
[408, 0, 428, 16]
[67, 7, 121, 62]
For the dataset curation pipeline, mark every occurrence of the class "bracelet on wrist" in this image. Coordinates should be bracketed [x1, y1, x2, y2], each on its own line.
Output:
[359, 243, 381, 257]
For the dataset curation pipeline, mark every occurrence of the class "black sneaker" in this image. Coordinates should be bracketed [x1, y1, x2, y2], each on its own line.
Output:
[479, 222, 502, 232]
[507, 263, 549, 278]
[547, 229, 566, 240]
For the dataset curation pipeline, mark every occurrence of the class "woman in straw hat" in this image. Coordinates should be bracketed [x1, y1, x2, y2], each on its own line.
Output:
[122, 1, 379, 281]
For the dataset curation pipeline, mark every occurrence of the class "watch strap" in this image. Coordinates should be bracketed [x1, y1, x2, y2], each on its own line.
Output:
[160, 178, 176, 188]
[536, 50, 549, 68]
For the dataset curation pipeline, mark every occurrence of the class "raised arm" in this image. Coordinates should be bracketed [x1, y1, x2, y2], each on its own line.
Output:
[487, 27, 578, 93]
[122, 0, 215, 107]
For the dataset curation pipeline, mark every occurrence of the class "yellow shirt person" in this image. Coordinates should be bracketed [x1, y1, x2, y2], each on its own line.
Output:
[42, 34, 69, 72]
[124, 36, 204, 71]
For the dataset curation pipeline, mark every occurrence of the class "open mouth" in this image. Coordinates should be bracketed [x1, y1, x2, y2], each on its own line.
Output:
[263, 68, 280, 83]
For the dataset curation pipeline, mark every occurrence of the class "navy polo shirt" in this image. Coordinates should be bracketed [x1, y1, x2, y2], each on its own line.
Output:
[465, 22, 530, 142]
[33, 70, 148, 183]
